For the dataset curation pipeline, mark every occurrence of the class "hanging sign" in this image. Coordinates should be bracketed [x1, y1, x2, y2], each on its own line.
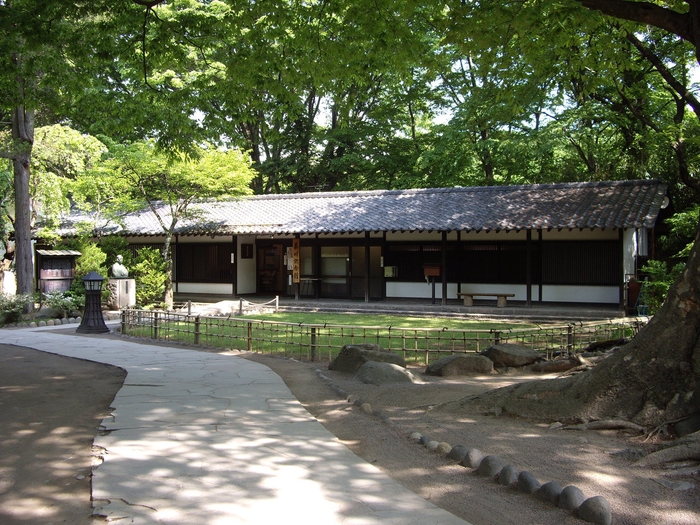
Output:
[292, 238, 300, 283]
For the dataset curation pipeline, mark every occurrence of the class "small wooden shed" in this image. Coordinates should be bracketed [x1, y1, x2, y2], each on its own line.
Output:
[36, 249, 81, 293]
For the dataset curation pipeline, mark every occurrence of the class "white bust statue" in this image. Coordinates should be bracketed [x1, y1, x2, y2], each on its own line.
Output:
[111, 254, 129, 278]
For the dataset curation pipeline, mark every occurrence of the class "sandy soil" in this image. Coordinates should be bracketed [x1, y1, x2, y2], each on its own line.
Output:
[0, 344, 125, 525]
[243, 353, 700, 525]
[1, 338, 698, 525]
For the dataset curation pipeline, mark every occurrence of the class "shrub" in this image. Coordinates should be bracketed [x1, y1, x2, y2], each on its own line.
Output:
[639, 260, 685, 315]
[0, 293, 34, 325]
[131, 247, 167, 308]
[60, 239, 110, 302]
[42, 291, 85, 319]
[99, 236, 133, 271]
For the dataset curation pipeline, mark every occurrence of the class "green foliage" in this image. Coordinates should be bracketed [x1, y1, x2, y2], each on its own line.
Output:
[78, 139, 254, 307]
[99, 237, 132, 270]
[0, 163, 12, 263]
[131, 247, 167, 308]
[63, 240, 109, 298]
[639, 260, 686, 314]
[661, 205, 699, 258]
[42, 291, 84, 319]
[0, 293, 34, 325]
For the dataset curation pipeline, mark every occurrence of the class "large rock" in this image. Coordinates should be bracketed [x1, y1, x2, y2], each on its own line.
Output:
[482, 343, 542, 368]
[575, 496, 612, 525]
[425, 354, 494, 376]
[329, 343, 406, 373]
[477, 455, 505, 478]
[352, 361, 421, 386]
[558, 485, 586, 510]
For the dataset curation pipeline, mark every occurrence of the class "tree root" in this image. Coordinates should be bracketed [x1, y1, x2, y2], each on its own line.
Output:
[642, 417, 687, 443]
[635, 441, 700, 467]
[563, 420, 645, 433]
[635, 431, 700, 467]
[557, 364, 594, 377]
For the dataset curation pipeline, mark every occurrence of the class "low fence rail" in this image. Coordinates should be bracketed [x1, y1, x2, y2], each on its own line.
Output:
[120, 308, 648, 364]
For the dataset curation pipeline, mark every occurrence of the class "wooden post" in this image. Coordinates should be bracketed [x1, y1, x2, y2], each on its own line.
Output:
[153, 311, 159, 339]
[310, 326, 317, 361]
[194, 315, 201, 345]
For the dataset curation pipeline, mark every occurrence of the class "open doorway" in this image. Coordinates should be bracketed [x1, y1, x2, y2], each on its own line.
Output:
[257, 244, 284, 294]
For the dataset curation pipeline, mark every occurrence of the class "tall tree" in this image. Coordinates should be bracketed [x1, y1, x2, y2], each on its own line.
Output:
[0, 0, 147, 301]
[83, 140, 254, 307]
[440, 0, 700, 460]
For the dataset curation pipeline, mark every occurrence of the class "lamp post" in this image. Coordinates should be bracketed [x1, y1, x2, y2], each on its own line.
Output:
[76, 271, 110, 334]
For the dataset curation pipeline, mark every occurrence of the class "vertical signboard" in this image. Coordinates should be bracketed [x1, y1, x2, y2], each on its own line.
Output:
[292, 238, 300, 284]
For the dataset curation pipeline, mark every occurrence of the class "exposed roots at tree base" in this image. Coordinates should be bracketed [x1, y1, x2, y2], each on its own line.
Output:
[563, 420, 645, 433]
[635, 431, 700, 467]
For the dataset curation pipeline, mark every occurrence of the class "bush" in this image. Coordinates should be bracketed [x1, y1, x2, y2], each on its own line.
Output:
[639, 260, 685, 315]
[42, 291, 85, 319]
[99, 236, 133, 271]
[131, 247, 167, 308]
[60, 239, 110, 302]
[0, 293, 34, 325]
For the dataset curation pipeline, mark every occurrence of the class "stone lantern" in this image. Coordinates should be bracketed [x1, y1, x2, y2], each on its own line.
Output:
[76, 271, 110, 334]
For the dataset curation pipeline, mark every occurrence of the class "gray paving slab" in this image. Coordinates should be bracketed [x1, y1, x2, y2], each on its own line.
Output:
[2, 326, 473, 525]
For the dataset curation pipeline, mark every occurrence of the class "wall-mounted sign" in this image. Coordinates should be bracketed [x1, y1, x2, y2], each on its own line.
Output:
[292, 238, 300, 283]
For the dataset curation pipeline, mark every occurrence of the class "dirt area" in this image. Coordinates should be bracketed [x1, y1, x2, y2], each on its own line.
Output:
[1, 339, 698, 525]
[0, 344, 125, 525]
[243, 353, 700, 525]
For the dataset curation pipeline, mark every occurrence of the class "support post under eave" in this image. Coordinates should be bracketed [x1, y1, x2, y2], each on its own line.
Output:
[441, 231, 448, 306]
[526, 230, 532, 308]
[618, 228, 625, 311]
[232, 234, 237, 297]
[365, 232, 370, 303]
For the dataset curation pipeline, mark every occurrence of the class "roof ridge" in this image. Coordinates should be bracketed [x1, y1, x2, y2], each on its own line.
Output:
[247, 179, 661, 201]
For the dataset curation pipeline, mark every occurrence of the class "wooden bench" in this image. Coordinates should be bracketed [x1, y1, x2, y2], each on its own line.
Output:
[457, 292, 515, 308]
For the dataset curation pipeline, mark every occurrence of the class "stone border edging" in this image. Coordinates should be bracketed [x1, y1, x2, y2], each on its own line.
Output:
[0, 311, 122, 330]
[311, 364, 613, 525]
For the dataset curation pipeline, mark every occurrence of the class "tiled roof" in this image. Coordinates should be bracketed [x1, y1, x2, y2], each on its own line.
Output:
[36, 249, 82, 256]
[59, 180, 668, 236]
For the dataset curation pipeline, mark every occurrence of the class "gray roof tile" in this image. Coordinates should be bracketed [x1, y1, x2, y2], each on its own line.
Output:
[58, 180, 668, 236]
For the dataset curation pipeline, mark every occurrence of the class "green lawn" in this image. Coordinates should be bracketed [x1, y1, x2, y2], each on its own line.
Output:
[240, 311, 538, 330]
[122, 309, 639, 364]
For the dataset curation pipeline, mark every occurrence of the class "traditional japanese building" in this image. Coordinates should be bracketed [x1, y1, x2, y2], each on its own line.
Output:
[51, 179, 668, 310]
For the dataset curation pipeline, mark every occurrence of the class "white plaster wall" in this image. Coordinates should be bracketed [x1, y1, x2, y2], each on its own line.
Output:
[623, 228, 637, 280]
[386, 281, 616, 303]
[1, 271, 17, 295]
[386, 282, 538, 300]
[177, 283, 233, 294]
[237, 235, 257, 294]
[386, 281, 458, 299]
[541, 285, 619, 304]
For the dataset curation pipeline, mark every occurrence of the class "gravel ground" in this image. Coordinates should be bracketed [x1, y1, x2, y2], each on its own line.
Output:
[1, 339, 698, 525]
[242, 353, 700, 525]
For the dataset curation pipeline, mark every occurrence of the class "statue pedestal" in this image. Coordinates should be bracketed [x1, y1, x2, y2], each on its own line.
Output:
[108, 278, 136, 309]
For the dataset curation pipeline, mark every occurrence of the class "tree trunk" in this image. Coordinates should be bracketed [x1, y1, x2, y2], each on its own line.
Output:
[12, 105, 35, 305]
[457, 220, 700, 428]
[13, 153, 34, 298]
[162, 231, 174, 309]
